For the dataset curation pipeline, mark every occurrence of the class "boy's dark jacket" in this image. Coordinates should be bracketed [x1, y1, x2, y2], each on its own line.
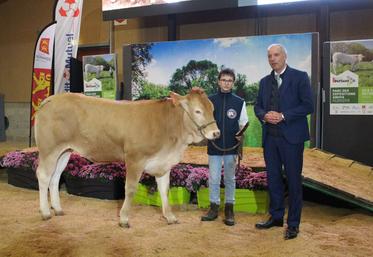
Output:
[208, 90, 244, 155]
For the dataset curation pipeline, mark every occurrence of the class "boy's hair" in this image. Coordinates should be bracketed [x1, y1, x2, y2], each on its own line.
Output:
[218, 68, 235, 81]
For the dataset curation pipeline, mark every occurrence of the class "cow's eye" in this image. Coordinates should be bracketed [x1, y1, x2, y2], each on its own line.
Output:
[195, 110, 202, 114]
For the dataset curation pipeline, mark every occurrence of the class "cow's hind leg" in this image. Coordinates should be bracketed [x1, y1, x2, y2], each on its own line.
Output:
[37, 153, 58, 220]
[50, 151, 72, 216]
[119, 162, 143, 228]
[156, 171, 178, 224]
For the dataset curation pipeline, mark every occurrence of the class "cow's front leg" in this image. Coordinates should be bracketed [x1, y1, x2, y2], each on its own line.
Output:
[156, 171, 178, 224]
[119, 164, 142, 228]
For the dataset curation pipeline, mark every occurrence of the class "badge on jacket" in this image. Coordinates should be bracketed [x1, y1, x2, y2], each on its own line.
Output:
[226, 108, 237, 119]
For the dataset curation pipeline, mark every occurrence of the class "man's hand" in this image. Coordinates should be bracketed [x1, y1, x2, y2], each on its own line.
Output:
[264, 111, 284, 124]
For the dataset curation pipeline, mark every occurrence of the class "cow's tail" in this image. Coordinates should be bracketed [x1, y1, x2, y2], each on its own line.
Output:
[38, 95, 55, 110]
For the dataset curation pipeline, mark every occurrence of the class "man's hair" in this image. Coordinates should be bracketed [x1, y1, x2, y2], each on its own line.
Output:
[267, 43, 288, 56]
[218, 68, 236, 81]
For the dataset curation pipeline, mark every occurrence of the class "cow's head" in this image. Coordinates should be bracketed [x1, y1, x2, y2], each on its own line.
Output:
[170, 87, 220, 142]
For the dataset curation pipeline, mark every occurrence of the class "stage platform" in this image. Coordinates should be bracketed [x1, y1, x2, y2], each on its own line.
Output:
[182, 146, 373, 212]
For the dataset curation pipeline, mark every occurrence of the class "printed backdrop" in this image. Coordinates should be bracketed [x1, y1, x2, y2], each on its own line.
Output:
[127, 33, 315, 146]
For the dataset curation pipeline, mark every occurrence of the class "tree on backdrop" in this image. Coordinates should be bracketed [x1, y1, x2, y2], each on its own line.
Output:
[137, 81, 170, 100]
[131, 43, 154, 97]
[169, 60, 219, 95]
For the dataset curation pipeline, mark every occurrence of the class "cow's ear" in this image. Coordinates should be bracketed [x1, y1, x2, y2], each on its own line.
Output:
[170, 92, 181, 106]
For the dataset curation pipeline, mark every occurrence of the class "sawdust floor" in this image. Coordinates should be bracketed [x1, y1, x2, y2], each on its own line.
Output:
[0, 175, 373, 257]
[1, 144, 373, 256]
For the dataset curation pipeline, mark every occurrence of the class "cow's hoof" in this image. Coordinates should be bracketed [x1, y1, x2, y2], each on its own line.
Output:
[54, 210, 65, 216]
[40, 209, 52, 220]
[41, 214, 52, 220]
[166, 216, 179, 225]
[119, 222, 130, 228]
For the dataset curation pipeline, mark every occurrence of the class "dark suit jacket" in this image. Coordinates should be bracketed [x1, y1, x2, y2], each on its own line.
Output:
[254, 66, 314, 145]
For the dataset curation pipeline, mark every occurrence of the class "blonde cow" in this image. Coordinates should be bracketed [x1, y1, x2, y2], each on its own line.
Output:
[35, 88, 220, 227]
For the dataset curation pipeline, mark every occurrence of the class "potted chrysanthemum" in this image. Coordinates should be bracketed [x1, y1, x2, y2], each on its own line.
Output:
[1, 150, 39, 190]
[134, 163, 193, 206]
[63, 158, 126, 200]
[189, 165, 269, 213]
[234, 165, 269, 213]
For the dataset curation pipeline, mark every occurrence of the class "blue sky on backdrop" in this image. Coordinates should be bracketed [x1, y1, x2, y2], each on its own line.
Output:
[145, 33, 313, 86]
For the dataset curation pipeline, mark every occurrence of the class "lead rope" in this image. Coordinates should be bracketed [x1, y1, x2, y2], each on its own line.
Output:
[179, 103, 216, 138]
[179, 103, 243, 152]
[179, 103, 244, 172]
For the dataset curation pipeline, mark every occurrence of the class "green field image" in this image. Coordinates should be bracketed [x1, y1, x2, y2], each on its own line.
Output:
[244, 105, 261, 147]
[332, 61, 373, 87]
[85, 71, 116, 99]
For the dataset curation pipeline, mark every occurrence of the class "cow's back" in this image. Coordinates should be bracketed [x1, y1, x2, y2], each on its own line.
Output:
[35, 94, 184, 162]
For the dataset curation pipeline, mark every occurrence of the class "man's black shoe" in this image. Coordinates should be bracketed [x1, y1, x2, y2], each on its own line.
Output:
[284, 226, 299, 240]
[255, 218, 283, 229]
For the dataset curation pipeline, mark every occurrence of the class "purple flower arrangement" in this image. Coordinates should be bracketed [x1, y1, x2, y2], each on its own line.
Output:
[185, 164, 268, 192]
[185, 166, 210, 192]
[63, 153, 92, 176]
[1, 150, 267, 191]
[139, 164, 194, 194]
[1, 151, 39, 171]
[65, 161, 126, 181]
[170, 164, 193, 188]
[235, 165, 268, 190]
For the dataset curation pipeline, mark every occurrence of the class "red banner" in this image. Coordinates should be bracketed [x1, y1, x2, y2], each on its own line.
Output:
[30, 22, 56, 126]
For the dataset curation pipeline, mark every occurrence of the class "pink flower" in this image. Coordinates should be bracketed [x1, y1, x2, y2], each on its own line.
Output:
[1, 151, 38, 171]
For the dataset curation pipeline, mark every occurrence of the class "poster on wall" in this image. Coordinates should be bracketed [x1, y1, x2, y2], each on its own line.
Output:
[124, 33, 317, 147]
[82, 54, 117, 99]
[329, 39, 373, 115]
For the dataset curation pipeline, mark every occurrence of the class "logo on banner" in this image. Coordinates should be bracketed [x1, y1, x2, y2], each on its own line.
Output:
[31, 69, 52, 125]
[39, 38, 50, 54]
[59, 0, 81, 17]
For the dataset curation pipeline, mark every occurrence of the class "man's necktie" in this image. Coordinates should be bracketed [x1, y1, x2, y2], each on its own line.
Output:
[275, 74, 282, 87]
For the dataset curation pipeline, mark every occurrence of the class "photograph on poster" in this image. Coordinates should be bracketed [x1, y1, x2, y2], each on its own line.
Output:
[329, 39, 373, 115]
[83, 54, 117, 99]
[129, 33, 314, 146]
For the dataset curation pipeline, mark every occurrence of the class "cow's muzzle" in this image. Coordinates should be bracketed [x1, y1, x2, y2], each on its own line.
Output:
[198, 121, 220, 140]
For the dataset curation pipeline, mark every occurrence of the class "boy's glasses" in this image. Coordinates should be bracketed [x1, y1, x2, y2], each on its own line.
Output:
[220, 79, 234, 83]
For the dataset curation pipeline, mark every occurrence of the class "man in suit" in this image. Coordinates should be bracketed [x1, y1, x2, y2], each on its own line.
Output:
[254, 44, 314, 240]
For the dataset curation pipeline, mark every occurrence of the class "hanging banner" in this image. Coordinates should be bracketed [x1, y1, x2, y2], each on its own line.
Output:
[329, 39, 373, 115]
[54, 0, 84, 94]
[31, 22, 56, 126]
